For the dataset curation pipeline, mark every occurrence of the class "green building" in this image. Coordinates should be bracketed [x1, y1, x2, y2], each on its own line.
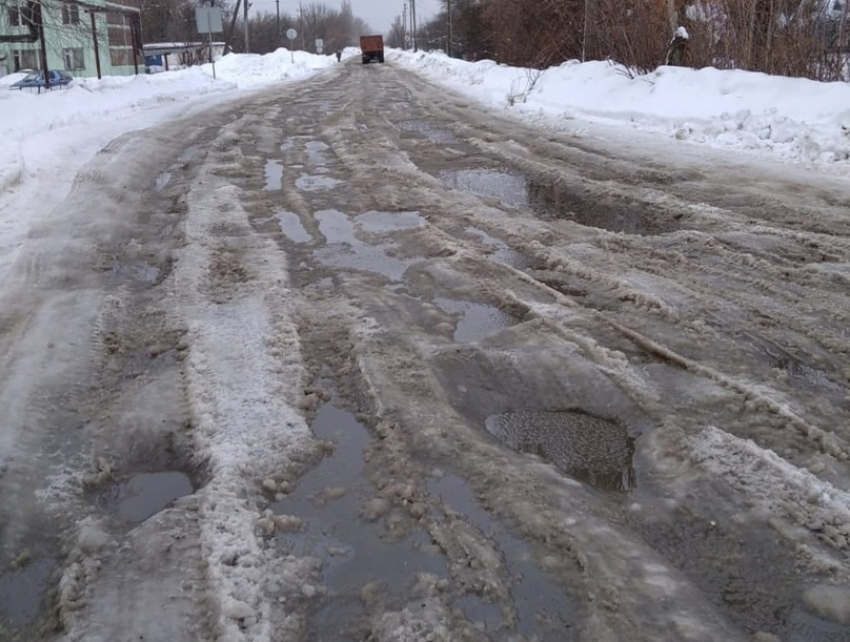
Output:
[0, 0, 142, 78]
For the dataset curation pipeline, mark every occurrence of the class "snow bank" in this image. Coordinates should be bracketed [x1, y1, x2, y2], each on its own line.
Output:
[389, 50, 850, 168]
[0, 49, 334, 194]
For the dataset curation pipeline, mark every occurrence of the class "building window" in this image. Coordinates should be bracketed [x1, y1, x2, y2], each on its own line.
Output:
[62, 3, 80, 25]
[8, 6, 22, 27]
[63, 48, 85, 70]
[14, 49, 40, 71]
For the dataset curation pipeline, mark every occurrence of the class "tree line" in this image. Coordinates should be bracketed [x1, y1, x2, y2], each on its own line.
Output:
[10, 0, 840, 80]
[405, 0, 849, 82]
[138, 0, 369, 56]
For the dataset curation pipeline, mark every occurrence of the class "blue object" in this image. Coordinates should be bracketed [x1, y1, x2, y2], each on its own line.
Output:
[10, 70, 74, 90]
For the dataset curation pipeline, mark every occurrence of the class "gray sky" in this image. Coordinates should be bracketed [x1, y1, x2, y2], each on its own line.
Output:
[249, 0, 442, 35]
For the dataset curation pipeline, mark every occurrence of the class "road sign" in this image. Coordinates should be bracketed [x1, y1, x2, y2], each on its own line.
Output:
[195, 7, 223, 34]
[195, 7, 223, 79]
[286, 28, 298, 63]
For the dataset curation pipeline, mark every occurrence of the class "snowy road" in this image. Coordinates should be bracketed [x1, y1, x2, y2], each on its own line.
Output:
[2, 61, 850, 642]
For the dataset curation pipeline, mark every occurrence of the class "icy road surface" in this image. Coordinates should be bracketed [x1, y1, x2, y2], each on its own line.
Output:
[2, 61, 850, 642]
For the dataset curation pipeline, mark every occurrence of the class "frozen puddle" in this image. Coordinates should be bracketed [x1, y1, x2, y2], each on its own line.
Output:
[264, 159, 283, 191]
[434, 297, 515, 343]
[272, 403, 446, 639]
[275, 210, 313, 244]
[313, 209, 424, 281]
[485, 411, 636, 491]
[429, 474, 577, 640]
[96, 472, 193, 523]
[465, 226, 526, 268]
[296, 173, 343, 192]
[0, 558, 54, 627]
[440, 168, 529, 209]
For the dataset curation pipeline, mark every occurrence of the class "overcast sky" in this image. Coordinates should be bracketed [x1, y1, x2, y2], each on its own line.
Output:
[249, 0, 442, 36]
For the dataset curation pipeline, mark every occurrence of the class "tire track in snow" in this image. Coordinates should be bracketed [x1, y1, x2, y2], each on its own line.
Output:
[172, 123, 319, 641]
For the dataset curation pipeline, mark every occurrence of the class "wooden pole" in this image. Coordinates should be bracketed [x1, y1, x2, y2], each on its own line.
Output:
[90, 11, 102, 79]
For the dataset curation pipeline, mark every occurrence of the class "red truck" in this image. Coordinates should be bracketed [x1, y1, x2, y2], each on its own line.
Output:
[360, 35, 385, 64]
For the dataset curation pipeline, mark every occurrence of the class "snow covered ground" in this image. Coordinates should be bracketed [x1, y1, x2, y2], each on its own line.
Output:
[0, 50, 336, 196]
[390, 49, 850, 170]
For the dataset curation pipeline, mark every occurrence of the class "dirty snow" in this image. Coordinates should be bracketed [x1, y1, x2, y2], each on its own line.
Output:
[2, 43, 850, 641]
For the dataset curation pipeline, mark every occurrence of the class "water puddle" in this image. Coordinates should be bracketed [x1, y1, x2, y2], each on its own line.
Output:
[275, 210, 313, 244]
[155, 171, 172, 191]
[465, 226, 526, 268]
[314, 100, 334, 114]
[0, 557, 54, 626]
[313, 209, 423, 281]
[769, 354, 846, 397]
[264, 160, 283, 191]
[356, 211, 426, 234]
[305, 276, 334, 292]
[178, 144, 200, 163]
[398, 120, 457, 143]
[485, 411, 636, 491]
[429, 474, 577, 640]
[123, 348, 177, 379]
[528, 179, 679, 235]
[305, 140, 331, 167]
[96, 472, 193, 523]
[296, 173, 343, 192]
[434, 297, 515, 343]
[111, 261, 160, 284]
[440, 168, 529, 209]
[272, 404, 447, 637]
[725, 328, 848, 408]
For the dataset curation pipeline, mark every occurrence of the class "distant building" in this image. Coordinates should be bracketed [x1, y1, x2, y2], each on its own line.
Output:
[0, 0, 143, 78]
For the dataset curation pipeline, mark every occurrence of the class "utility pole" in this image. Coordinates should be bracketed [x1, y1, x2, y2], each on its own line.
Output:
[276, 0, 280, 48]
[89, 10, 102, 79]
[411, 0, 417, 52]
[581, 0, 588, 62]
[300, 3, 305, 51]
[403, 3, 407, 50]
[39, 3, 49, 88]
[446, 0, 452, 57]
[223, 0, 242, 54]
[243, 0, 250, 53]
